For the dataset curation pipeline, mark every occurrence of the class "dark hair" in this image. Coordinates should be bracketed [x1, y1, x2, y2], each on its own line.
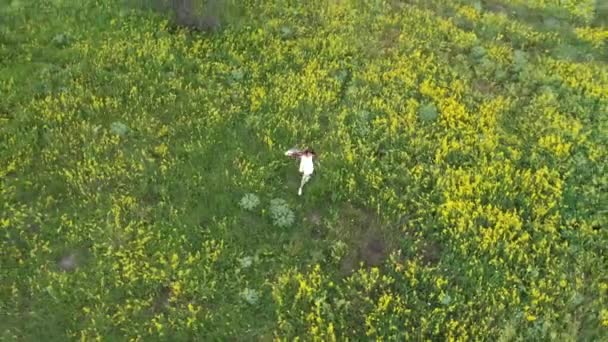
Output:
[303, 149, 316, 155]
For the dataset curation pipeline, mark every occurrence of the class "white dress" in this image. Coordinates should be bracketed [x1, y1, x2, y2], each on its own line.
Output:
[299, 155, 314, 175]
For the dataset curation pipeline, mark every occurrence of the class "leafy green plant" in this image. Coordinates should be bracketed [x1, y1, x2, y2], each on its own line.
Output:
[330, 240, 347, 263]
[240, 288, 260, 305]
[239, 193, 260, 211]
[269, 198, 294, 228]
[471, 45, 487, 59]
[238, 256, 253, 268]
[110, 121, 130, 136]
[418, 103, 439, 122]
[51, 33, 71, 47]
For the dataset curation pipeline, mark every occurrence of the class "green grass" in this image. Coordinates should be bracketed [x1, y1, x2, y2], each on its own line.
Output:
[1, 0, 607, 340]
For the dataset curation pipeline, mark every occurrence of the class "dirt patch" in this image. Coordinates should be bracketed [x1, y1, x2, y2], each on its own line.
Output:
[375, 148, 387, 160]
[335, 204, 393, 276]
[483, 1, 508, 15]
[57, 247, 91, 272]
[339, 253, 358, 276]
[389, 0, 406, 10]
[339, 203, 378, 232]
[380, 27, 401, 50]
[305, 210, 328, 239]
[307, 211, 323, 226]
[420, 240, 442, 266]
[58, 253, 79, 272]
[28, 222, 41, 234]
[473, 79, 495, 95]
[152, 284, 172, 313]
[134, 203, 153, 224]
[339, 233, 389, 277]
[310, 225, 328, 240]
[361, 237, 387, 267]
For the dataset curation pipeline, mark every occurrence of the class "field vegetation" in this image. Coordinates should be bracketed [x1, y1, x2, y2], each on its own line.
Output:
[1, 0, 607, 339]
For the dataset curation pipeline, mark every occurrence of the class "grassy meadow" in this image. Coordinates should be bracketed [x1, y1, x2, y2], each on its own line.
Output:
[1, 0, 607, 340]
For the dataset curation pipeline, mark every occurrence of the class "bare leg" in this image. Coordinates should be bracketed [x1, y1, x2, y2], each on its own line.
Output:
[298, 173, 311, 196]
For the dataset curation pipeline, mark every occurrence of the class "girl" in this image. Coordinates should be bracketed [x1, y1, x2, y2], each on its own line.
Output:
[285, 148, 316, 196]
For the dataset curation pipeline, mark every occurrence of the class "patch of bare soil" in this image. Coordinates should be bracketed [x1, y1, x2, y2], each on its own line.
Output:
[339, 233, 389, 277]
[57, 247, 92, 272]
[339, 253, 358, 276]
[307, 211, 323, 226]
[58, 253, 79, 272]
[483, 1, 508, 15]
[336, 204, 392, 277]
[420, 239, 442, 266]
[305, 209, 328, 240]
[152, 284, 172, 313]
[380, 27, 401, 51]
[473, 79, 496, 95]
[361, 237, 387, 267]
